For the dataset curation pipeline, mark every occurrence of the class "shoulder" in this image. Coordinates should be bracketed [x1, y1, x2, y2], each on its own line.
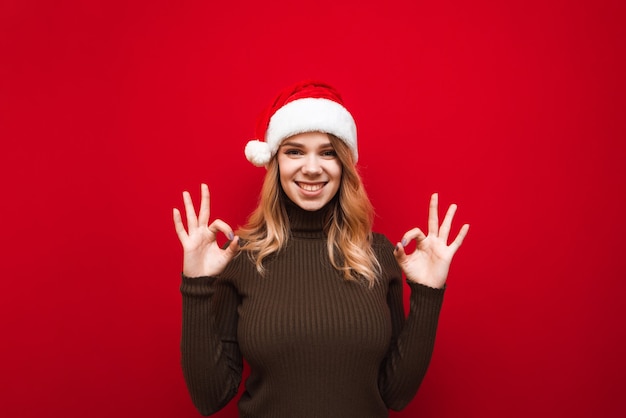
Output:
[219, 251, 257, 283]
[371, 232, 395, 251]
[371, 232, 402, 282]
[371, 232, 398, 264]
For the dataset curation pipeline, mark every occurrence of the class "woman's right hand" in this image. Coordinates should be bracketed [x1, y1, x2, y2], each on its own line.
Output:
[173, 183, 240, 277]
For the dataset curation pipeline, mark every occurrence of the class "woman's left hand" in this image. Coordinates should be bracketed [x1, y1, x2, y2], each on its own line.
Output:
[394, 193, 470, 289]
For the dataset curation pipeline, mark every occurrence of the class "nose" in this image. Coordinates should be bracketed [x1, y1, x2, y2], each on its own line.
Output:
[301, 154, 323, 175]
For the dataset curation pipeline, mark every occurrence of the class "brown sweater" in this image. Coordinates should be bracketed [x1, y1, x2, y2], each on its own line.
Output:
[180, 202, 445, 417]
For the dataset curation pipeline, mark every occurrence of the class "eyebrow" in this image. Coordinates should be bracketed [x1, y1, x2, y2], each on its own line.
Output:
[280, 141, 334, 149]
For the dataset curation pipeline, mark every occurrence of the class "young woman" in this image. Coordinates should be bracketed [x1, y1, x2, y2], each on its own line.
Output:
[173, 81, 469, 417]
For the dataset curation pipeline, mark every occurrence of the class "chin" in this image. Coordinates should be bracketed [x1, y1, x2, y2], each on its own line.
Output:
[296, 200, 328, 212]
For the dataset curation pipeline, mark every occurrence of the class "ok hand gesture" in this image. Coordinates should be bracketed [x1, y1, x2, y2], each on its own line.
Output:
[394, 193, 469, 289]
[173, 184, 240, 278]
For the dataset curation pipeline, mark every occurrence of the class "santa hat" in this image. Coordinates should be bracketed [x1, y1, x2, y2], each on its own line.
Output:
[245, 81, 358, 167]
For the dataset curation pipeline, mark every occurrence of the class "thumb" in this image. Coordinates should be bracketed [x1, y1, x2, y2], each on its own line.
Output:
[393, 242, 407, 263]
[223, 235, 241, 259]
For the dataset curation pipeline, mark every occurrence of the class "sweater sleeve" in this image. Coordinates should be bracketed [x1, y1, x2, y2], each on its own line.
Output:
[376, 238, 445, 411]
[180, 274, 243, 416]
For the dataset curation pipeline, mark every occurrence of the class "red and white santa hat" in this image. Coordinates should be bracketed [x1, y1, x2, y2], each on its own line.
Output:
[245, 80, 358, 167]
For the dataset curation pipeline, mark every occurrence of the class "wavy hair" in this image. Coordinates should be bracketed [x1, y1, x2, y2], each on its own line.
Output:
[237, 134, 381, 286]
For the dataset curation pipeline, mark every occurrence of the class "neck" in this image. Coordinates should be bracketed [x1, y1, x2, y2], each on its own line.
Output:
[284, 196, 334, 239]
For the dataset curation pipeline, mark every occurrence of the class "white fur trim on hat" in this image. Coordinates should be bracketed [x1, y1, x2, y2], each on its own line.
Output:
[246, 97, 358, 167]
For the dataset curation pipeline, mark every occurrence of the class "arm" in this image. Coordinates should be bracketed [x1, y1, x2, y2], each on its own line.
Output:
[174, 184, 243, 415]
[377, 239, 445, 410]
[379, 280, 444, 411]
[380, 193, 469, 409]
[180, 275, 242, 416]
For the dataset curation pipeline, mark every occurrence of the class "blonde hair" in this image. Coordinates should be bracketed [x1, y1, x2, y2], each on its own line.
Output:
[237, 134, 381, 286]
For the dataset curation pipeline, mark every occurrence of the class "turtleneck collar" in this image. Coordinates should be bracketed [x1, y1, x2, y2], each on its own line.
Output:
[284, 195, 334, 239]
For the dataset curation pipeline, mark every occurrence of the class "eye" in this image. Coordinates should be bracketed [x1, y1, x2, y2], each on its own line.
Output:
[283, 148, 303, 156]
[321, 149, 337, 158]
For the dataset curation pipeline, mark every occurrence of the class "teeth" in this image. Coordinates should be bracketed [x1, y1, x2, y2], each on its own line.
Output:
[299, 183, 323, 191]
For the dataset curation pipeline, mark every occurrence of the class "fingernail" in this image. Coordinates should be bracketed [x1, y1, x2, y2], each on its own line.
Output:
[228, 232, 234, 240]
[401, 239, 408, 247]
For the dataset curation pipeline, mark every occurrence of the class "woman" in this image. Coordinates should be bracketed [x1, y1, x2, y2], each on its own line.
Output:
[173, 81, 469, 417]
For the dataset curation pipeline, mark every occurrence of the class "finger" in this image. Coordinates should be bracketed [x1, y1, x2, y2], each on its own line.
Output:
[428, 193, 439, 236]
[197, 184, 211, 226]
[449, 224, 470, 253]
[172, 208, 189, 244]
[401, 227, 428, 248]
[182, 190, 198, 230]
[439, 204, 458, 242]
[207, 219, 235, 241]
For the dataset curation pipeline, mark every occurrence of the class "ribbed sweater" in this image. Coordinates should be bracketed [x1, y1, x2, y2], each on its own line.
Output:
[180, 202, 445, 417]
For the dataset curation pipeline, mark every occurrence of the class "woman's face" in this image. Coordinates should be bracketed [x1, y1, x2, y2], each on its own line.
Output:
[277, 131, 342, 211]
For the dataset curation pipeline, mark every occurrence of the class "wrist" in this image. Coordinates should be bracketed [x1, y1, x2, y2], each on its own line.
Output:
[406, 277, 446, 289]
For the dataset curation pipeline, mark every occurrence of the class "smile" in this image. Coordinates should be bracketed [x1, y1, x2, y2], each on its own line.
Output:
[296, 182, 326, 192]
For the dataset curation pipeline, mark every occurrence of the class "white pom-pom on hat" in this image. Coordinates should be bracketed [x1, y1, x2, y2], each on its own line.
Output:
[245, 139, 272, 167]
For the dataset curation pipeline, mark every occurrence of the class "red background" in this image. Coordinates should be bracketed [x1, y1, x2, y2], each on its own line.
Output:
[2, 1, 625, 417]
